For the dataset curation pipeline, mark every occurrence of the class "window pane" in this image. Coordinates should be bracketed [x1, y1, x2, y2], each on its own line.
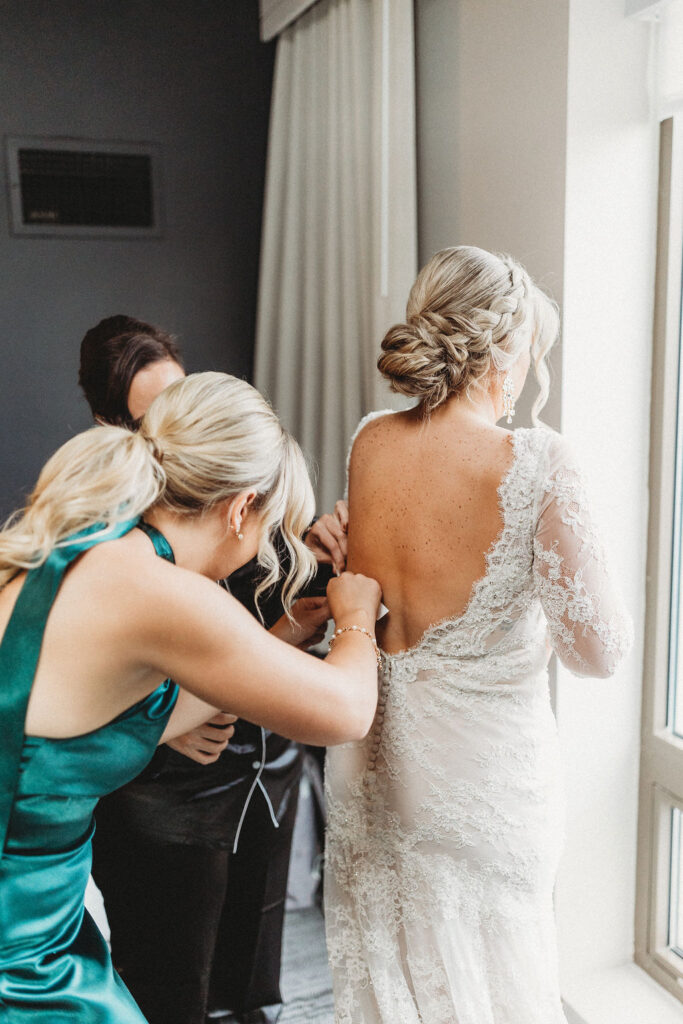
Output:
[659, 0, 683, 110]
[669, 235, 683, 740]
[670, 808, 683, 958]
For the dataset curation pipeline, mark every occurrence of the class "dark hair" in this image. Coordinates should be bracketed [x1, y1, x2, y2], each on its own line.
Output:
[78, 315, 184, 427]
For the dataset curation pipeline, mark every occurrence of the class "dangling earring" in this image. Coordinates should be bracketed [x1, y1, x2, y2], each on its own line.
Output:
[502, 373, 516, 424]
[237, 532, 244, 541]
[233, 523, 244, 541]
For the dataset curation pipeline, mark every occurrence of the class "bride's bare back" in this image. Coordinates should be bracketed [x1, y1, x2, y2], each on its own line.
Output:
[347, 402, 515, 655]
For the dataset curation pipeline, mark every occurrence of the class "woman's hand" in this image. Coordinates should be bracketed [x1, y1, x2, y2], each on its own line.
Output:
[165, 711, 237, 765]
[270, 596, 331, 649]
[305, 500, 349, 575]
[327, 571, 382, 632]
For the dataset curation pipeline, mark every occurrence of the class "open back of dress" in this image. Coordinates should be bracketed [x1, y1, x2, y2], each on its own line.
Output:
[324, 419, 632, 1024]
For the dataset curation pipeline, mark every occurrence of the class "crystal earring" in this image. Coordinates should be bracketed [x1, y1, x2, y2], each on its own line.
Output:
[502, 373, 516, 424]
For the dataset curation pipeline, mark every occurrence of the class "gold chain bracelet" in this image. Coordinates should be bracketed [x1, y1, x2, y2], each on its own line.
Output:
[328, 624, 382, 669]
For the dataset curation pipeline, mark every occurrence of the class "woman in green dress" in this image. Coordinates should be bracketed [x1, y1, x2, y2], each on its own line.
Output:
[0, 371, 381, 1023]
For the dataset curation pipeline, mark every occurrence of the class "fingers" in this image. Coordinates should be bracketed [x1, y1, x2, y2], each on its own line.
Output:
[290, 593, 331, 630]
[193, 724, 234, 763]
[298, 623, 328, 649]
[289, 596, 332, 647]
[194, 747, 224, 765]
[334, 500, 349, 532]
[326, 570, 383, 622]
[304, 596, 332, 626]
[307, 515, 347, 575]
[292, 596, 331, 622]
[209, 711, 238, 727]
[199, 724, 235, 744]
[295, 596, 328, 609]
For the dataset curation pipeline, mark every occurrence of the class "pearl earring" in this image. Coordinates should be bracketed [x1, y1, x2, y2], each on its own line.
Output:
[502, 373, 516, 424]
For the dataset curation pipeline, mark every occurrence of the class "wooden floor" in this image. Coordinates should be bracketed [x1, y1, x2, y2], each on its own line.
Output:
[280, 907, 334, 1024]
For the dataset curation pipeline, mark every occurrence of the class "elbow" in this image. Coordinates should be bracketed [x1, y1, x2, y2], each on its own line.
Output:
[589, 617, 635, 680]
[327, 688, 377, 745]
[553, 611, 634, 680]
[583, 662, 616, 681]
[348, 701, 377, 742]
[559, 639, 633, 681]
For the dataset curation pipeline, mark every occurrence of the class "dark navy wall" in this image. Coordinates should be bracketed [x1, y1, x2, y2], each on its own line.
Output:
[0, 0, 274, 519]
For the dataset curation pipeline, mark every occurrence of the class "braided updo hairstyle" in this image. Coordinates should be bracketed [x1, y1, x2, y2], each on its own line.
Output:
[378, 246, 559, 420]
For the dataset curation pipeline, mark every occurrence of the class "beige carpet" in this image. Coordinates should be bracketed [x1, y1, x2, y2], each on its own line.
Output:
[280, 907, 334, 1023]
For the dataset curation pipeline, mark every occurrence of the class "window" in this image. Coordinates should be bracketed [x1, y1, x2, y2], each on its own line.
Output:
[636, 115, 683, 1005]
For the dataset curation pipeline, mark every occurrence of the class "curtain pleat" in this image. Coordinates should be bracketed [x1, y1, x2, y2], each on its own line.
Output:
[254, 0, 417, 511]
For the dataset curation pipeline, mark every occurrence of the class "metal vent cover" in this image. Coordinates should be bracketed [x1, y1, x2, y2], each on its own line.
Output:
[6, 137, 162, 238]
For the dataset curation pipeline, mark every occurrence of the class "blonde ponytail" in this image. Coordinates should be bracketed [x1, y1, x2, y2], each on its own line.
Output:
[0, 427, 164, 589]
[0, 373, 316, 614]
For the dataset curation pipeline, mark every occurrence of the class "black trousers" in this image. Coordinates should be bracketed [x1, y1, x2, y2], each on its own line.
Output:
[91, 784, 300, 1024]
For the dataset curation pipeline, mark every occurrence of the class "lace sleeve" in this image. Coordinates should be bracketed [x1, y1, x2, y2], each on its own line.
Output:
[532, 432, 633, 678]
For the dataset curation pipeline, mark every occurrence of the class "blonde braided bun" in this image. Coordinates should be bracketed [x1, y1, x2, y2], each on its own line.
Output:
[378, 246, 559, 419]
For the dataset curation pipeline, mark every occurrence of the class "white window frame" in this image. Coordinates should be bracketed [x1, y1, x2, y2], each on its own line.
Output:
[636, 114, 683, 1005]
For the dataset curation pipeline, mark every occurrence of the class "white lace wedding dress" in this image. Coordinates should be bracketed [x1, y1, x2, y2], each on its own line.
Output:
[324, 419, 633, 1024]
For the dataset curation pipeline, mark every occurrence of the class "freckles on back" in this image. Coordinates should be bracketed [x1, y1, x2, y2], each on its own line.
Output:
[347, 417, 514, 652]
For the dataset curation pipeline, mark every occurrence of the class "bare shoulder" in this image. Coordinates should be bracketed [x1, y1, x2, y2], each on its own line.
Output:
[74, 528, 170, 590]
[71, 529, 256, 673]
[80, 529, 219, 604]
[69, 529, 222, 629]
[453, 421, 515, 472]
[351, 408, 399, 448]
[350, 408, 414, 465]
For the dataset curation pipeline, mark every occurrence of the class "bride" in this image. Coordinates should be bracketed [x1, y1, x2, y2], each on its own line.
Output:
[324, 246, 633, 1024]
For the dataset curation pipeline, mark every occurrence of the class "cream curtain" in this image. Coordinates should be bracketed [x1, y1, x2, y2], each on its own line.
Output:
[254, 0, 417, 512]
[258, 0, 319, 42]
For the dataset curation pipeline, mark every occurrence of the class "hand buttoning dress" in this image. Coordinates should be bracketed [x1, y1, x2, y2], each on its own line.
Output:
[324, 421, 633, 1024]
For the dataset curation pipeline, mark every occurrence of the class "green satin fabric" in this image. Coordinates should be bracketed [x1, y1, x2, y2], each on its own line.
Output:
[0, 519, 178, 1022]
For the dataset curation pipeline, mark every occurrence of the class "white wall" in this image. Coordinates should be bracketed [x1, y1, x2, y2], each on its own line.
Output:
[415, 0, 569, 430]
[416, 0, 680, 1020]
[0, 0, 274, 520]
[554, 0, 660, 1015]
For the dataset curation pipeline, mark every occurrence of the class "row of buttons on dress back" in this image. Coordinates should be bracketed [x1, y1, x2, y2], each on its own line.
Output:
[365, 668, 388, 781]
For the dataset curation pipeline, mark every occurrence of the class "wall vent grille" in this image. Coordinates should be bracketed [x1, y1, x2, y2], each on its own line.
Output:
[6, 137, 161, 238]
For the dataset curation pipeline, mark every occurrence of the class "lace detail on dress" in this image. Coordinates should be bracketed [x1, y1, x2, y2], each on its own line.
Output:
[325, 421, 632, 1024]
[532, 432, 633, 677]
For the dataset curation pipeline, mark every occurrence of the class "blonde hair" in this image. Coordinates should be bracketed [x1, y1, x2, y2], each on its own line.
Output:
[378, 246, 559, 420]
[0, 372, 316, 612]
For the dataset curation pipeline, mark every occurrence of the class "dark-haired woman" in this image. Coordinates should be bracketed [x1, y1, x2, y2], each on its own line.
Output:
[79, 314, 185, 426]
[78, 317, 347, 1024]
[0, 371, 379, 1024]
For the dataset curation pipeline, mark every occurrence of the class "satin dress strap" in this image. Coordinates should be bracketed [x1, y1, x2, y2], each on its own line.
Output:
[0, 519, 139, 856]
[136, 519, 176, 564]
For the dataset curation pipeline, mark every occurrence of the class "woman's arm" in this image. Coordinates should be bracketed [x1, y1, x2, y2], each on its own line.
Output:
[161, 596, 330, 747]
[269, 595, 330, 648]
[533, 433, 633, 678]
[135, 565, 381, 747]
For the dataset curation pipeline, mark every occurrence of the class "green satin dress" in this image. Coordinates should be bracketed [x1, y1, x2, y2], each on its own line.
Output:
[0, 519, 178, 1022]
